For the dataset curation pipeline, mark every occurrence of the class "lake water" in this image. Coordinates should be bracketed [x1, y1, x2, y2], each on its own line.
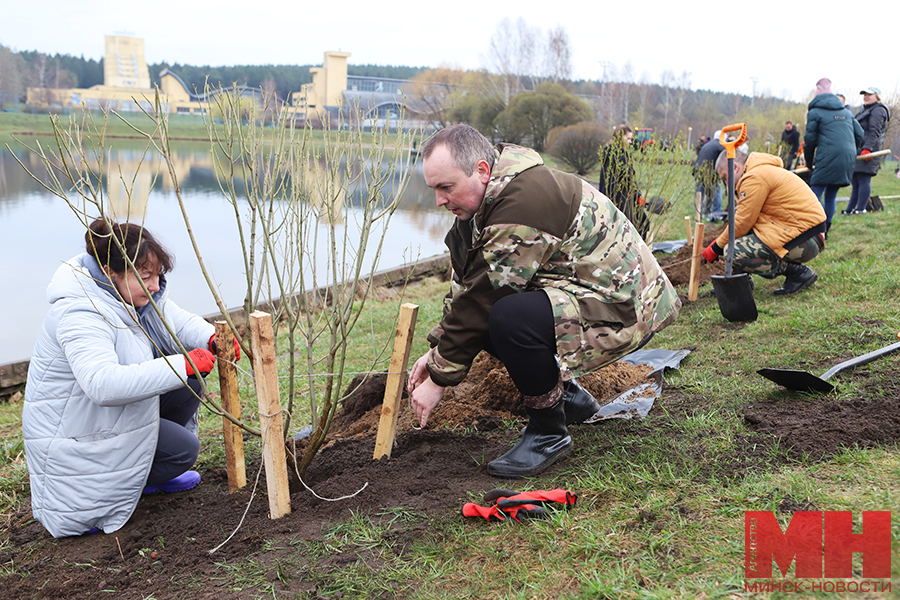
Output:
[0, 139, 452, 365]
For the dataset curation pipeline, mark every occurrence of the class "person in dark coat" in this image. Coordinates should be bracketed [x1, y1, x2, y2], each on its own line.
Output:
[846, 86, 892, 214]
[693, 133, 724, 217]
[803, 77, 864, 230]
[598, 125, 649, 239]
[781, 121, 801, 170]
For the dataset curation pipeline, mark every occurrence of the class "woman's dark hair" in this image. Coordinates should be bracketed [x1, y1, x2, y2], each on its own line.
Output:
[85, 219, 174, 275]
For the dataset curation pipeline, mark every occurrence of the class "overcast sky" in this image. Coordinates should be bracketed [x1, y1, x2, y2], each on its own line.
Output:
[4, 0, 898, 104]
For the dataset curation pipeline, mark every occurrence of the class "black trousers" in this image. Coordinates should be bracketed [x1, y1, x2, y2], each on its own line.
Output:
[145, 378, 201, 486]
[485, 291, 560, 397]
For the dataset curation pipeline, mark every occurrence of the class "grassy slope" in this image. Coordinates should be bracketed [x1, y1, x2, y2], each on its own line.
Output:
[2, 157, 899, 599]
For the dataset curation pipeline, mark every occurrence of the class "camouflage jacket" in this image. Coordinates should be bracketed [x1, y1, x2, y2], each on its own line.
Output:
[426, 144, 681, 386]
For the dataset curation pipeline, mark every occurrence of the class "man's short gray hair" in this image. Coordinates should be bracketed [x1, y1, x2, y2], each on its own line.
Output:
[420, 124, 495, 175]
[715, 148, 749, 172]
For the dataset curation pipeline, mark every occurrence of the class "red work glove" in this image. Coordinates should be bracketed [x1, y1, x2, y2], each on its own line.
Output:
[861, 149, 872, 161]
[484, 488, 578, 509]
[702, 241, 723, 264]
[637, 196, 646, 206]
[462, 503, 507, 522]
[209, 334, 241, 361]
[461, 502, 546, 523]
[185, 348, 216, 377]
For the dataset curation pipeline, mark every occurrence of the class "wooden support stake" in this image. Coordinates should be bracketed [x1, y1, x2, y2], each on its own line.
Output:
[688, 222, 706, 302]
[215, 321, 246, 493]
[694, 190, 703, 224]
[248, 311, 291, 519]
[373, 303, 419, 460]
[684, 216, 692, 246]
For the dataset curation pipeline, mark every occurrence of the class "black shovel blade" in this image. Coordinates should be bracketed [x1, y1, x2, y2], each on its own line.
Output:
[711, 274, 758, 322]
[757, 368, 835, 393]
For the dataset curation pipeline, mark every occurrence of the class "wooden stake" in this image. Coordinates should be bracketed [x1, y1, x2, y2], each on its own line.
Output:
[215, 321, 246, 493]
[684, 216, 692, 246]
[373, 303, 419, 460]
[688, 222, 706, 302]
[249, 311, 291, 519]
[694, 190, 703, 224]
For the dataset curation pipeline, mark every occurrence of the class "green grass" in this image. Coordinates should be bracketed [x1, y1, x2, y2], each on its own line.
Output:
[2, 164, 900, 599]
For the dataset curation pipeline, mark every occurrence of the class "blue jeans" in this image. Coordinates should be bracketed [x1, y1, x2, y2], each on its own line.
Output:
[847, 173, 872, 213]
[696, 180, 722, 214]
[810, 184, 840, 224]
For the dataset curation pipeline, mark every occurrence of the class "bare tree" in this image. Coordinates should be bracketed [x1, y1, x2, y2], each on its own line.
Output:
[661, 69, 675, 132]
[486, 17, 539, 104]
[543, 26, 572, 84]
[673, 71, 692, 133]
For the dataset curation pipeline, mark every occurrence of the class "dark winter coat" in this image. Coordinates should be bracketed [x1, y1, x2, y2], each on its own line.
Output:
[803, 93, 864, 187]
[781, 127, 800, 153]
[854, 102, 891, 175]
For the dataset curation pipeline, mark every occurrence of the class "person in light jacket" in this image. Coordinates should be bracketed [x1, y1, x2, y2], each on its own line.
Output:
[22, 219, 232, 538]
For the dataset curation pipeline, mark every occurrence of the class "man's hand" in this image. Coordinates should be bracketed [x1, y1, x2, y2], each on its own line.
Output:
[702, 241, 723, 264]
[410, 377, 445, 428]
[861, 149, 872, 161]
[407, 349, 432, 394]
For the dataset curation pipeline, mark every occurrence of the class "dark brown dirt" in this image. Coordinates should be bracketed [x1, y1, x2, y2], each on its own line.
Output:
[4, 258, 900, 598]
[656, 224, 727, 289]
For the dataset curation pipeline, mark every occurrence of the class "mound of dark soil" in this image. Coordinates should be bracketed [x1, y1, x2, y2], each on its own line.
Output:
[656, 224, 727, 288]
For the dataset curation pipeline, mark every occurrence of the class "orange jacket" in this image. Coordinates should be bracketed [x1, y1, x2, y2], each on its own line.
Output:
[716, 153, 826, 257]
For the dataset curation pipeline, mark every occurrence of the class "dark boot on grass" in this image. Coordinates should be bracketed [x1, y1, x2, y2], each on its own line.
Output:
[487, 401, 572, 479]
[774, 263, 817, 296]
[563, 379, 601, 425]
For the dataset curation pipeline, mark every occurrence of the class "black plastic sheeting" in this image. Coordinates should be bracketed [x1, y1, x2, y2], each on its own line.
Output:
[584, 348, 692, 422]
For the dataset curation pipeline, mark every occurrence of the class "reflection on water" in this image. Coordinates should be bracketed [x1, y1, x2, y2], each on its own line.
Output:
[0, 139, 451, 364]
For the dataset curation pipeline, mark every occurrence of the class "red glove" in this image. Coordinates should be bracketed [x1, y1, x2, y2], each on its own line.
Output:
[484, 488, 578, 509]
[461, 502, 546, 522]
[637, 196, 646, 206]
[702, 242, 723, 264]
[185, 348, 216, 377]
[861, 149, 872, 161]
[209, 334, 241, 361]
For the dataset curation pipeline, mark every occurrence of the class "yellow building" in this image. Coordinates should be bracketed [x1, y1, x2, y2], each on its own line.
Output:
[26, 37, 415, 127]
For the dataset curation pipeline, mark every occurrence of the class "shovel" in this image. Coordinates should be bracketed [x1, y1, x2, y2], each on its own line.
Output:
[710, 123, 758, 322]
[758, 335, 900, 393]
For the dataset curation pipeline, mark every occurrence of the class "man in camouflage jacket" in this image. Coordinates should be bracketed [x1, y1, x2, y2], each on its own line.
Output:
[407, 124, 680, 478]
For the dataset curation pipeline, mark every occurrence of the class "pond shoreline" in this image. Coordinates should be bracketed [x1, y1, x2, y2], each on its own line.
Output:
[0, 253, 451, 398]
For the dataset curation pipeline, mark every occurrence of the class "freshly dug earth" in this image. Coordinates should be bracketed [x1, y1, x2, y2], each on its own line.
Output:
[656, 224, 727, 289]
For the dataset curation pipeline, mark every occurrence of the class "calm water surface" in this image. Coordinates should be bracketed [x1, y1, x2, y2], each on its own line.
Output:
[0, 139, 452, 364]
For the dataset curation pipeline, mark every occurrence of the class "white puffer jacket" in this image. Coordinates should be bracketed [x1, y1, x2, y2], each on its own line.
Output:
[22, 254, 214, 537]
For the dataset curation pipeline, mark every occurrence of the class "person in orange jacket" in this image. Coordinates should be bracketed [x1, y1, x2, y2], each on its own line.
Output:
[702, 150, 826, 295]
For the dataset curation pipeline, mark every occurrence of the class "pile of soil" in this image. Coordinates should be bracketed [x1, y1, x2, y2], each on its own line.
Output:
[656, 224, 727, 288]
[327, 353, 653, 440]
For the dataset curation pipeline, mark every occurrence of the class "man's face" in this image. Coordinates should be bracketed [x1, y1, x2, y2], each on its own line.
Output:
[718, 161, 740, 184]
[423, 144, 490, 221]
[785, 123, 793, 131]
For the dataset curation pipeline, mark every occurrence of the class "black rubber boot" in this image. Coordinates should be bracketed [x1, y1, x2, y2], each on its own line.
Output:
[487, 401, 573, 479]
[563, 379, 602, 425]
[774, 263, 817, 295]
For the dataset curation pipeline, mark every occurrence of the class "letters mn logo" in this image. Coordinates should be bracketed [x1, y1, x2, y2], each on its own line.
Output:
[745, 511, 891, 578]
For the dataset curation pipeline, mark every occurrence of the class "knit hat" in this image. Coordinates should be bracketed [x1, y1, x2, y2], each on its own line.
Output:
[815, 78, 832, 96]
[860, 86, 881, 95]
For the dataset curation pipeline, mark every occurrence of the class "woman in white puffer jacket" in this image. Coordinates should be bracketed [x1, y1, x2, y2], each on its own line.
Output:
[22, 219, 221, 538]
